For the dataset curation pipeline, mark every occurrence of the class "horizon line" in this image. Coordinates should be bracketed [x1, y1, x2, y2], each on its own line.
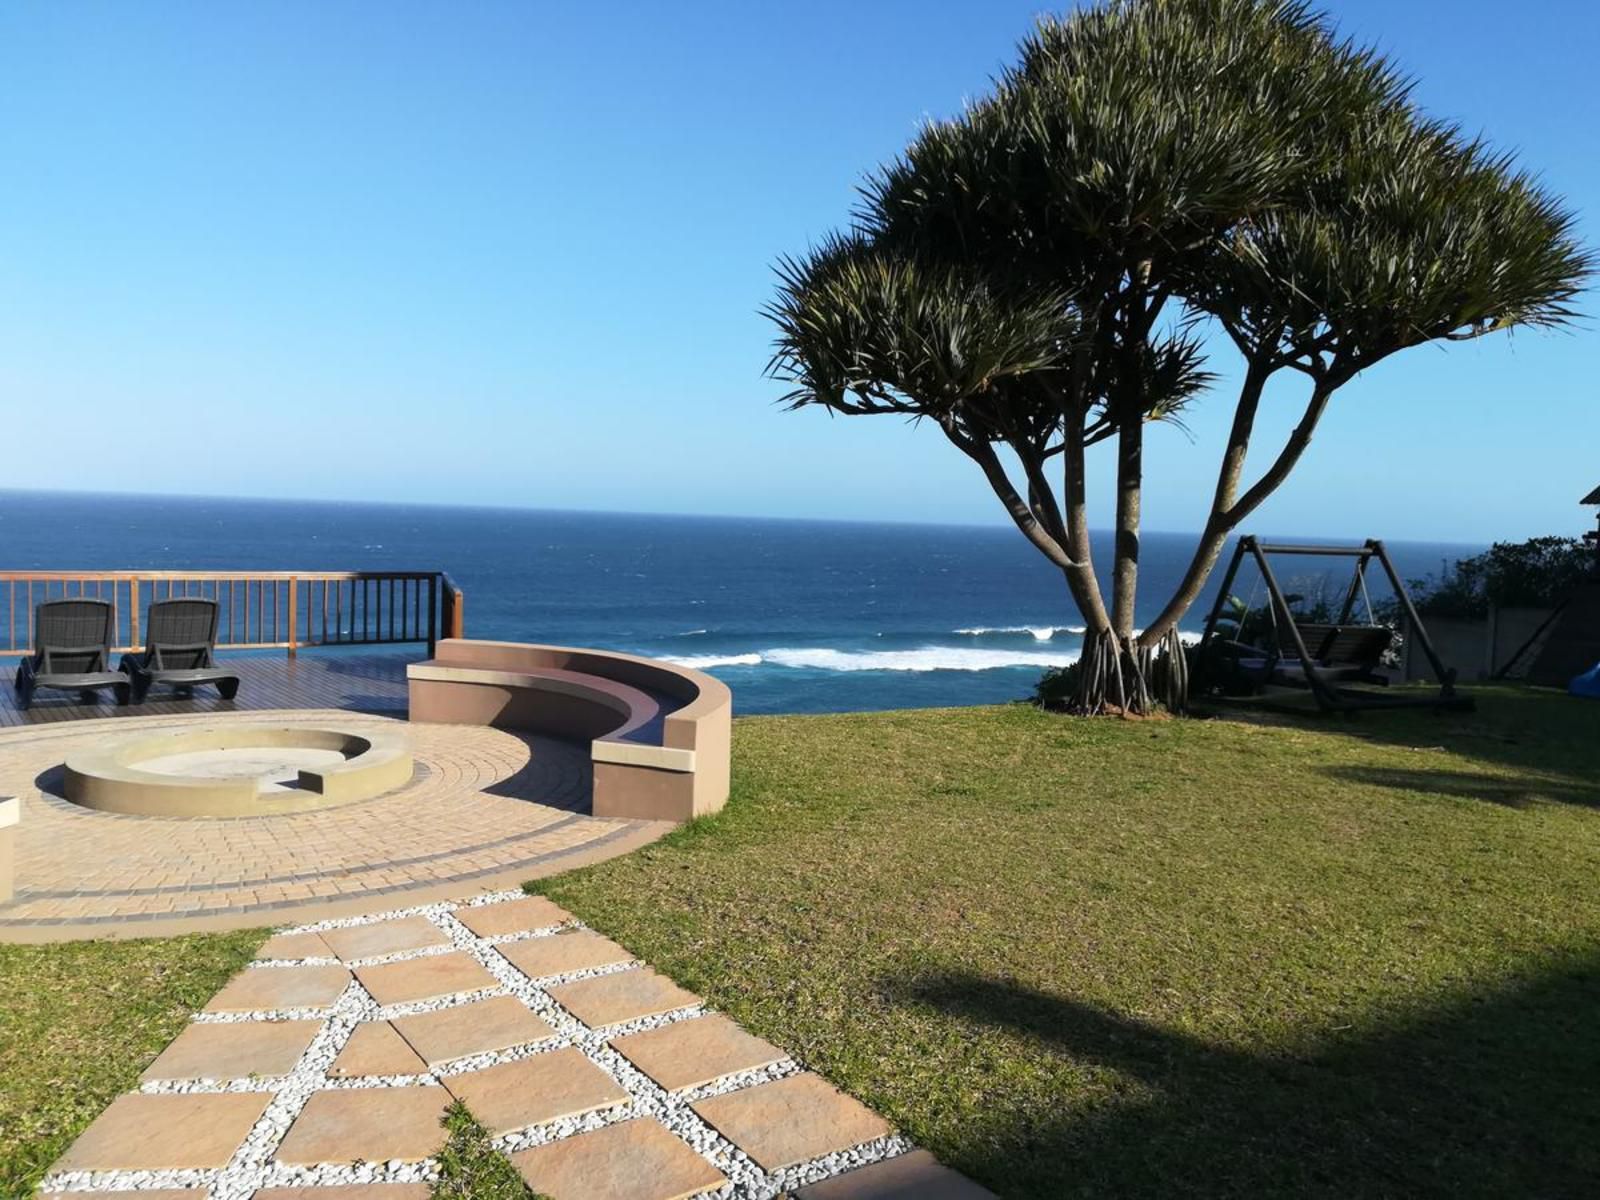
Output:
[0, 484, 1492, 549]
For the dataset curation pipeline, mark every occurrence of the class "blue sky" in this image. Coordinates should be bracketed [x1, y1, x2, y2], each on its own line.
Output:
[1, 0, 1595, 543]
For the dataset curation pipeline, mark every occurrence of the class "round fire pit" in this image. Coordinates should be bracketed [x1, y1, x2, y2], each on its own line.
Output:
[63, 724, 414, 817]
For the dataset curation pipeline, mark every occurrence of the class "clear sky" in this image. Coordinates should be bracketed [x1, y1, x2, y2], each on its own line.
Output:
[2, 0, 1595, 543]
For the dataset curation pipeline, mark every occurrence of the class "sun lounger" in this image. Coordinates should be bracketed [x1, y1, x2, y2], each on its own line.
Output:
[119, 598, 241, 703]
[14, 599, 131, 709]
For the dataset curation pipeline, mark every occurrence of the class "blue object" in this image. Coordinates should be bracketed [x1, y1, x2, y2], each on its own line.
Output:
[1570, 662, 1600, 699]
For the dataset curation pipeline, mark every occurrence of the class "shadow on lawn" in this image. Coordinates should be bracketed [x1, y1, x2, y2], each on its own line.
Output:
[894, 957, 1600, 1198]
[1222, 685, 1600, 790]
[1318, 764, 1600, 810]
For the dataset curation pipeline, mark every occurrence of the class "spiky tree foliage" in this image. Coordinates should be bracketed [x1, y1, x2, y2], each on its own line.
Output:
[766, 0, 1589, 714]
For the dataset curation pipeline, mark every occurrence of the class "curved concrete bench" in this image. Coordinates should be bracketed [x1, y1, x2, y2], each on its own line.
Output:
[407, 639, 731, 823]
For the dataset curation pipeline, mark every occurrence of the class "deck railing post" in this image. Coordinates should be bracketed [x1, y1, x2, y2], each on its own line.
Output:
[129, 577, 140, 652]
[427, 575, 439, 658]
[448, 583, 465, 640]
[287, 577, 299, 659]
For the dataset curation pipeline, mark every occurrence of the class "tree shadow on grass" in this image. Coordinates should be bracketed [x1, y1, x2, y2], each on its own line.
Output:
[1318, 764, 1600, 810]
[1213, 685, 1600, 787]
[891, 957, 1600, 1198]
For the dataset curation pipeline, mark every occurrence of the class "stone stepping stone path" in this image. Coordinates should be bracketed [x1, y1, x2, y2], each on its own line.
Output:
[40, 892, 994, 1200]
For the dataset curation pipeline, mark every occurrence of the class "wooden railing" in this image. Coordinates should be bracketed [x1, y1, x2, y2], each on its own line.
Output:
[0, 570, 465, 659]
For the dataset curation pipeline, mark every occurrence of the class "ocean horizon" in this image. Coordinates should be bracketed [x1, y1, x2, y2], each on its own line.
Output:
[0, 488, 1484, 715]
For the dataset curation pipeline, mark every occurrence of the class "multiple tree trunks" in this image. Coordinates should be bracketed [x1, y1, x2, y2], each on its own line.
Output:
[1070, 626, 1189, 717]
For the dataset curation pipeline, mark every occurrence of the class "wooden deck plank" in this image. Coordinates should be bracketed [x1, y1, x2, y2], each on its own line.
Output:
[0, 651, 413, 728]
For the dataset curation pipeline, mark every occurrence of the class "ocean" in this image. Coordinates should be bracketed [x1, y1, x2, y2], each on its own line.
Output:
[0, 490, 1481, 715]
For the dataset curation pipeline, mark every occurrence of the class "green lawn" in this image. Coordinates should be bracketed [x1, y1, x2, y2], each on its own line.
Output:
[6, 687, 1597, 1198]
[0, 929, 264, 1197]
[534, 686, 1600, 1198]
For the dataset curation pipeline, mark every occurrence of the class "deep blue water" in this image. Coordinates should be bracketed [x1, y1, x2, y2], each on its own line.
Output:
[0, 490, 1481, 714]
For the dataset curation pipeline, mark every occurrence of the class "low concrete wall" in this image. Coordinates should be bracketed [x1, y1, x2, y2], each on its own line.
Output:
[1401, 607, 1556, 681]
[408, 639, 732, 825]
[0, 796, 16, 904]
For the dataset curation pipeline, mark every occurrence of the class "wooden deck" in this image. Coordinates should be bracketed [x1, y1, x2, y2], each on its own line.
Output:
[0, 650, 414, 727]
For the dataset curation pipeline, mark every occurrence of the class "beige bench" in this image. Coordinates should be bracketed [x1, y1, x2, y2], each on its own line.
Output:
[407, 639, 731, 824]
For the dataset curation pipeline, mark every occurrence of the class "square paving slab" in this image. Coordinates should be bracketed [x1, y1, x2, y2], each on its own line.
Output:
[548, 967, 699, 1028]
[610, 1013, 785, 1092]
[512, 1117, 725, 1200]
[443, 1046, 630, 1134]
[354, 950, 497, 1005]
[692, 1072, 891, 1172]
[498, 928, 634, 979]
[455, 895, 571, 938]
[796, 1149, 998, 1198]
[328, 1020, 428, 1078]
[275, 1085, 451, 1165]
[52, 1092, 274, 1171]
[205, 964, 350, 1012]
[141, 1018, 321, 1082]
[321, 915, 450, 961]
[256, 930, 334, 960]
[390, 995, 555, 1068]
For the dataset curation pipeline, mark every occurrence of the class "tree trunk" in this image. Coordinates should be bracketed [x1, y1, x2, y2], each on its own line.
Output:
[1066, 623, 1188, 716]
[1111, 417, 1142, 638]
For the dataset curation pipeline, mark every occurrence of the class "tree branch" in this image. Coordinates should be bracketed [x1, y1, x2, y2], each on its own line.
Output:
[944, 423, 1082, 570]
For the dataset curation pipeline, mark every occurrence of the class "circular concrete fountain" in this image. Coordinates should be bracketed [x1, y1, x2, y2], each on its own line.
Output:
[63, 724, 414, 817]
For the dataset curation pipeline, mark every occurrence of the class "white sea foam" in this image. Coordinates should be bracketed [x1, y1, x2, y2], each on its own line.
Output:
[953, 624, 1086, 640]
[667, 652, 764, 669]
[763, 646, 1080, 672]
[670, 634, 1195, 673]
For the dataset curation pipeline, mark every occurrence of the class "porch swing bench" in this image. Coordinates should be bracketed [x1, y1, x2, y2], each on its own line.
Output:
[1195, 536, 1473, 714]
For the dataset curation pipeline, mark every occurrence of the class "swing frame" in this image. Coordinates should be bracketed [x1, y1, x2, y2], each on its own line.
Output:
[1194, 536, 1474, 714]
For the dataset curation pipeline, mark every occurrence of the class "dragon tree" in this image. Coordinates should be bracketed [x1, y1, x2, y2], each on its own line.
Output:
[765, 0, 1588, 713]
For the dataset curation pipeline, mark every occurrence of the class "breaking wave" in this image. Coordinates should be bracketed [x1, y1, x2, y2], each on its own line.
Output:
[668, 652, 764, 669]
[669, 646, 1081, 672]
[953, 624, 1086, 640]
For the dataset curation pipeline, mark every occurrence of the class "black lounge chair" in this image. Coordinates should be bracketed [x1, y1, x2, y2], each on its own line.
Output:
[120, 598, 241, 703]
[14, 599, 131, 710]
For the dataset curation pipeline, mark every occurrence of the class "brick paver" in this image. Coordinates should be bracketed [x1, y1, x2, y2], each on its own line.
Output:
[796, 1149, 999, 1198]
[275, 1086, 452, 1164]
[41, 893, 988, 1199]
[354, 950, 497, 1005]
[497, 927, 634, 979]
[511, 1118, 727, 1200]
[454, 894, 571, 938]
[321, 914, 450, 961]
[548, 966, 700, 1028]
[328, 1020, 428, 1078]
[52, 1092, 273, 1171]
[390, 995, 555, 1068]
[611, 1013, 786, 1092]
[444, 1047, 629, 1134]
[141, 1018, 321, 1081]
[0, 710, 664, 937]
[205, 963, 350, 1012]
[692, 1072, 892, 1172]
[256, 930, 333, 960]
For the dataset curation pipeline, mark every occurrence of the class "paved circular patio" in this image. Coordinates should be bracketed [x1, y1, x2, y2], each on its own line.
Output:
[0, 710, 671, 940]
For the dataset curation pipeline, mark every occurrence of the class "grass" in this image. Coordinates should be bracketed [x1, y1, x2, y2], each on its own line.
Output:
[533, 685, 1600, 1198]
[0, 928, 264, 1198]
[432, 1101, 539, 1200]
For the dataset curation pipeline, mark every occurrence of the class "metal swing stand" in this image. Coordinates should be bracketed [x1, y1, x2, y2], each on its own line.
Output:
[1194, 536, 1475, 715]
